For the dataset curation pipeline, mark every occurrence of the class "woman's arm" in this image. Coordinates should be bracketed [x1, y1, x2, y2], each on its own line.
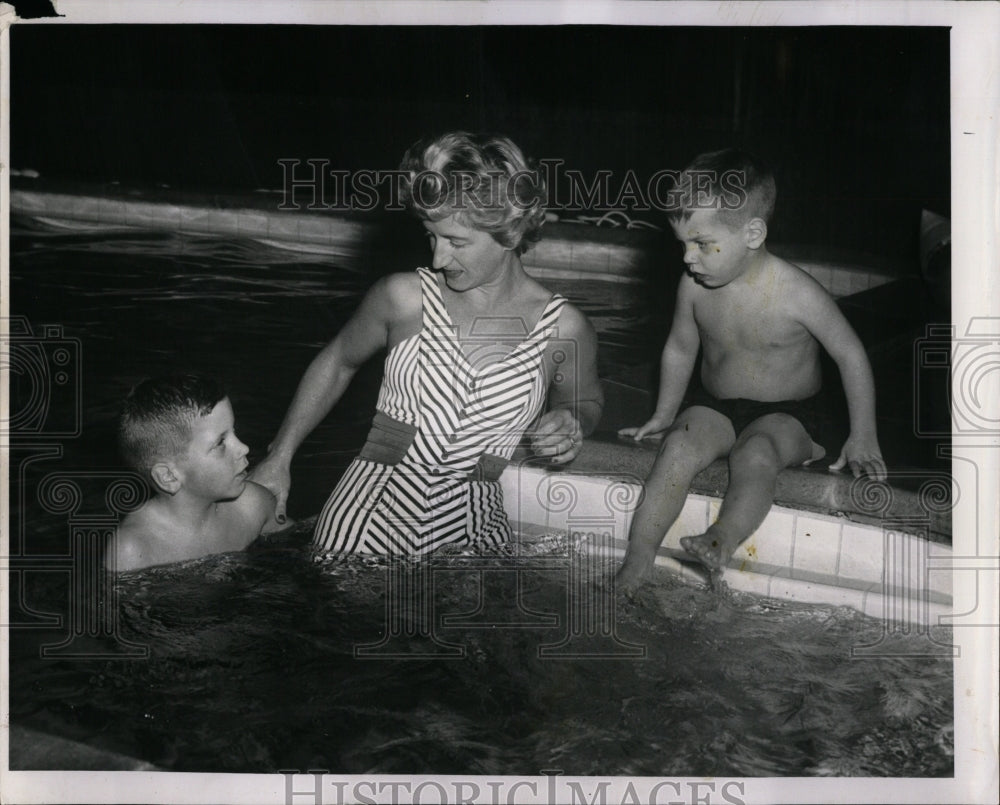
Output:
[251, 274, 415, 520]
[530, 303, 604, 464]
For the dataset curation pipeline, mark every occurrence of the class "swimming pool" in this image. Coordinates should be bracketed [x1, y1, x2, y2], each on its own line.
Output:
[6, 220, 953, 775]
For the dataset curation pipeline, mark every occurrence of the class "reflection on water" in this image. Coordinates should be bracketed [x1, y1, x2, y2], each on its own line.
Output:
[8, 223, 952, 775]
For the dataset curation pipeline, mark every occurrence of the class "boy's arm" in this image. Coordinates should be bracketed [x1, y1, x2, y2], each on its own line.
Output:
[796, 282, 886, 480]
[621, 275, 700, 441]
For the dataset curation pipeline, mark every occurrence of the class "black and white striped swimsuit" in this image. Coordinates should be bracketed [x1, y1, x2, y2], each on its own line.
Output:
[313, 267, 566, 555]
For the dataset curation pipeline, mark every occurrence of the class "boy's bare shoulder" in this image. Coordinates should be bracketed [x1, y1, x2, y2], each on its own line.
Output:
[765, 255, 835, 309]
[228, 480, 282, 537]
[772, 255, 828, 292]
[107, 506, 161, 572]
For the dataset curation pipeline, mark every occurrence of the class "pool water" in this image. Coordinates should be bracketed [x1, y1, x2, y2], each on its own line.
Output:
[7, 221, 953, 775]
[10, 524, 953, 776]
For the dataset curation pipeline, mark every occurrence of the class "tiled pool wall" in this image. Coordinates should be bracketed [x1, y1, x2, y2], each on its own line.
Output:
[500, 457, 953, 627]
[12, 186, 948, 623]
[11, 188, 894, 299]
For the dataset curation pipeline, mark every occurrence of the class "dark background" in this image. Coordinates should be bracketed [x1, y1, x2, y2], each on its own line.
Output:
[12, 25, 949, 272]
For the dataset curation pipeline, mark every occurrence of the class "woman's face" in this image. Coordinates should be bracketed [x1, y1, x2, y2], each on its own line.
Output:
[422, 214, 514, 292]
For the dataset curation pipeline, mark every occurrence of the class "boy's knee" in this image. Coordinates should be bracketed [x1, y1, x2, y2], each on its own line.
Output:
[730, 433, 781, 472]
[659, 428, 716, 468]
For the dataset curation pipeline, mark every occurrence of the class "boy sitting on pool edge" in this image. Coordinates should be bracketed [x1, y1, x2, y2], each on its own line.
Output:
[616, 148, 886, 590]
[107, 374, 285, 572]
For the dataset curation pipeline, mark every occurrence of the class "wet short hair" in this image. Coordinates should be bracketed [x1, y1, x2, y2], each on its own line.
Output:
[668, 148, 776, 229]
[398, 131, 547, 254]
[118, 374, 227, 475]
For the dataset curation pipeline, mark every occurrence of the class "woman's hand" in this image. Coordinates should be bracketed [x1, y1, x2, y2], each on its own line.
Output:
[530, 409, 584, 465]
[249, 454, 292, 524]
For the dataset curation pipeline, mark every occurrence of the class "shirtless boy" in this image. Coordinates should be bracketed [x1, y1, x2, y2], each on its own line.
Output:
[108, 374, 282, 572]
[616, 149, 886, 589]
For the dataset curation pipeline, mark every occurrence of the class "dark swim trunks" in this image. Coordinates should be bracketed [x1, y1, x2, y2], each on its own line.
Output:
[686, 386, 821, 441]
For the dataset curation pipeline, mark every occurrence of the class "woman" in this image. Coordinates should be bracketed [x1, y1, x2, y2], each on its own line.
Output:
[253, 132, 603, 554]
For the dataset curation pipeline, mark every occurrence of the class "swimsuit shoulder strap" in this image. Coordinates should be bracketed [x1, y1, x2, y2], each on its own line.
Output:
[416, 267, 451, 330]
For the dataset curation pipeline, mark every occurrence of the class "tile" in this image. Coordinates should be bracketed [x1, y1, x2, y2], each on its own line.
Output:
[737, 508, 795, 568]
[93, 197, 129, 226]
[297, 215, 333, 245]
[11, 190, 42, 214]
[726, 566, 772, 597]
[809, 265, 833, 295]
[707, 497, 722, 523]
[560, 474, 628, 543]
[614, 246, 645, 275]
[236, 211, 269, 238]
[792, 514, 843, 576]
[926, 566, 952, 598]
[204, 209, 241, 236]
[121, 201, 160, 229]
[848, 269, 871, 294]
[762, 574, 866, 611]
[266, 213, 300, 240]
[157, 204, 184, 230]
[178, 205, 218, 234]
[528, 240, 574, 271]
[328, 219, 366, 250]
[830, 269, 853, 298]
[662, 496, 710, 549]
[570, 240, 610, 274]
[838, 522, 884, 584]
[500, 465, 551, 530]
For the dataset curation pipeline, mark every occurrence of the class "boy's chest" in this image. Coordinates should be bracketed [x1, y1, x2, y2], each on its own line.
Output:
[693, 290, 806, 350]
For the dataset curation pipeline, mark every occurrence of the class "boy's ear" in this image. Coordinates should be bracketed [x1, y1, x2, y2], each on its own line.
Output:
[150, 462, 182, 495]
[744, 217, 768, 249]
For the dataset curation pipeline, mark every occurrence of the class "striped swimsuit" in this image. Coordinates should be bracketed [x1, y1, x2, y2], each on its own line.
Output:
[313, 267, 566, 555]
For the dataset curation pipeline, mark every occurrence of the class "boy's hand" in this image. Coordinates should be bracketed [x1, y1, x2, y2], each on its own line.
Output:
[830, 435, 886, 481]
[248, 455, 292, 524]
[530, 409, 583, 465]
[619, 415, 672, 442]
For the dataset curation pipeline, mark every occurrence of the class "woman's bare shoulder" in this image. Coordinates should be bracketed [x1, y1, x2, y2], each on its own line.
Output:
[367, 271, 423, 319]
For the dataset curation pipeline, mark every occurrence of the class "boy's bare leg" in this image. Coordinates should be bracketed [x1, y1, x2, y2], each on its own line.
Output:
[615, 407, 735, 591]
[681, 413, 818, 574]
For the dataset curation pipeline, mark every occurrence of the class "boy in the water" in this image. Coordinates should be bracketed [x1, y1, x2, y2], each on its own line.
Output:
[616, 149, 885, 589]
[108, 374, 283, 571]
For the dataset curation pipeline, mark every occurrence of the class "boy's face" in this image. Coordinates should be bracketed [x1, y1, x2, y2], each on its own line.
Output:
[670, 208, 756, 288]
[173, 398, 250, 501]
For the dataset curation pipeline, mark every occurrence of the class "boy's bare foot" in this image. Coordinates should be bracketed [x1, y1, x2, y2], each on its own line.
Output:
[614, 553, 654, 595]
[679, 533, 730, 572]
